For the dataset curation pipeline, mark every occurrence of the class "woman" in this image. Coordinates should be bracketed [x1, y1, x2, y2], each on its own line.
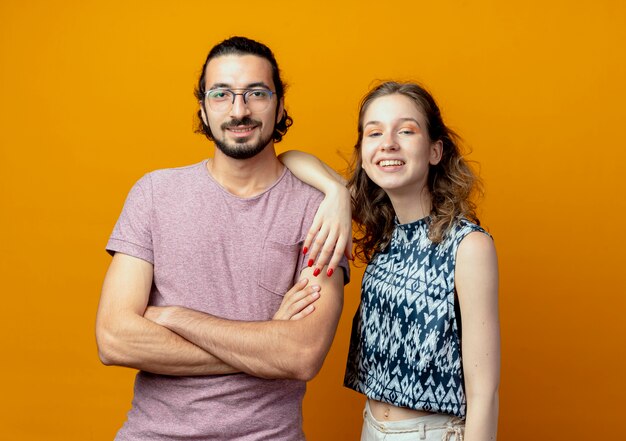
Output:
[280, 82, 500, 440]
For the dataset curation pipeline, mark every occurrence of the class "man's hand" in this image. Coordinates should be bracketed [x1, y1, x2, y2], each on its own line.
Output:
[272, 278, 321, 321]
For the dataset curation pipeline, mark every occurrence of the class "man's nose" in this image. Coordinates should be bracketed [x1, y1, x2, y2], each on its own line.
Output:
[230, 94, 251, 119]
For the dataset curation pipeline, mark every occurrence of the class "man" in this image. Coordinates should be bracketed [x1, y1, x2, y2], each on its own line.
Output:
[96, 36, 348, 440]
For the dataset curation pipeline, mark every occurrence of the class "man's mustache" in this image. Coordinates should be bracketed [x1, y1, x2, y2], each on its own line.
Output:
[221, 117, 261, 130]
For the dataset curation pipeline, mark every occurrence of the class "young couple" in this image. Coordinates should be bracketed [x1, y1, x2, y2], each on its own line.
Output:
[98, 35, 499, 441]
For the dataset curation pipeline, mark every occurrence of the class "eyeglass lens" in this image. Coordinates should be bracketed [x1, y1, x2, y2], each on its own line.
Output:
[206, 89, 273, 112]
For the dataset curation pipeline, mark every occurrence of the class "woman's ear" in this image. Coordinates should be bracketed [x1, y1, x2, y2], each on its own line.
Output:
[430, 140, 443, 165]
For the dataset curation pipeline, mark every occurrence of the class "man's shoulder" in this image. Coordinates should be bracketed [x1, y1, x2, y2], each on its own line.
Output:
[279, 169, 324, 202]
[131, 160, 207, 194]
[144, 160, 206, 183]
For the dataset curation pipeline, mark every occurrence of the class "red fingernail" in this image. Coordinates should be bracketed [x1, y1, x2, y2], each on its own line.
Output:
[302, 247, 308, 255]
[327, 268, 334, 277]
[308, 259, 314, 267]
[313, 268, 321, 277]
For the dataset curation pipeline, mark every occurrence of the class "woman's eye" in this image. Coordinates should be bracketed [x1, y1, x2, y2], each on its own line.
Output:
[366, 131, 382, 137]
[399, 129, 415, 135]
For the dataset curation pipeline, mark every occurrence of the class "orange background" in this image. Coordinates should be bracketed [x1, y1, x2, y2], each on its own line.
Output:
[1, 1, 625, 439]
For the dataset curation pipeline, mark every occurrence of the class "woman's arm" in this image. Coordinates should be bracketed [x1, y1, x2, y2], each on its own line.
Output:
[279, 150, 347, 189]
[455, 231, 500, 441]
[279, 150, 352, 276]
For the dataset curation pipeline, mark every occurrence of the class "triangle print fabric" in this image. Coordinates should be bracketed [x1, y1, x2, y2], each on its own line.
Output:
[344, 217, 489, 418]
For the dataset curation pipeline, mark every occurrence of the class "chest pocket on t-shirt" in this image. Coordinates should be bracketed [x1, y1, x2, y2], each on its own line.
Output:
[257, 238, 302, 297]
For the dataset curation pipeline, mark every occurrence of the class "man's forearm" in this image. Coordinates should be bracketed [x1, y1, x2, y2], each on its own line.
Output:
[97, 253, 238, 376]
[97, 311, 237, 376]
[151, 299, 341, 381]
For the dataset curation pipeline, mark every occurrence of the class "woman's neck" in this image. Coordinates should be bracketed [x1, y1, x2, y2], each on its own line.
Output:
[388, 187, 432, 224]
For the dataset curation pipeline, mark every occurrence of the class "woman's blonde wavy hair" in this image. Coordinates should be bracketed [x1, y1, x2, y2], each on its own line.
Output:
[348, 82, 483, 262]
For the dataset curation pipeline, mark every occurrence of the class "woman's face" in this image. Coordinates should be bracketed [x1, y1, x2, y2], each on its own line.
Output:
[360, 93, 442, 199]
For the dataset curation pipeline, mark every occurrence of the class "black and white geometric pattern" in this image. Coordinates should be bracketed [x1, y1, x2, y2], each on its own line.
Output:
[344, 217, 489, 418]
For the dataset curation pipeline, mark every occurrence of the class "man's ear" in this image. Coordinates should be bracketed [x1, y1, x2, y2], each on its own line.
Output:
[200, 102, 209, 127]
[276, 97, 285, 123]
[430, 140, 443, 165]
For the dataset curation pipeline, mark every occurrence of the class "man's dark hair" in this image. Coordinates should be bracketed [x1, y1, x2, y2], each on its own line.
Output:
[194, 36, 293, 143]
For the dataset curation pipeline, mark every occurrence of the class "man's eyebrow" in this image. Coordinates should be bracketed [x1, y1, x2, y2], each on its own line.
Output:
[208, 82, 231, 89]
[364, 118, 421, 128]
[207, 82, 272, 90]
[246, 82, 272, 90]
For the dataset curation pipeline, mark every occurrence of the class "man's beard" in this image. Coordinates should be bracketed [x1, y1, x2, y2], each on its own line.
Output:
[214, 116, 274, 160]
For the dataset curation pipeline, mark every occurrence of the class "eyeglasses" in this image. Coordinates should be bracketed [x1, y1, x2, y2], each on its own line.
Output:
[204, 88, 276, 112]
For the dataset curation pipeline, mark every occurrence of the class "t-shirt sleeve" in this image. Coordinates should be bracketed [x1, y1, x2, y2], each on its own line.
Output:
[106, 174, 154, 264]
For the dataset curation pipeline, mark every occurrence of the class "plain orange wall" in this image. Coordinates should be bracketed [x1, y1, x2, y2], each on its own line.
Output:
[1, 0, 625, 439]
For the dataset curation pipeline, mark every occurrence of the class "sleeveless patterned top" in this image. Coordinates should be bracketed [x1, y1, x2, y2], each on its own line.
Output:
[344, 217, 490, 418]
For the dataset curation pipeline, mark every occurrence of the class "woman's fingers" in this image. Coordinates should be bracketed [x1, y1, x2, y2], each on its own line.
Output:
[325, 234, 349, 277]
[273, 278, 321, 320]
[287, 290, 320, 320]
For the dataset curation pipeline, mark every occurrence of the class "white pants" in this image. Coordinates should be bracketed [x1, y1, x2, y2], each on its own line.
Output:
[361, 401, 464, 441]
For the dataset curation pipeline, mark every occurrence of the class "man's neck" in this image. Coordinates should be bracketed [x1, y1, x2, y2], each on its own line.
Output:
[208, 145, 284, 198]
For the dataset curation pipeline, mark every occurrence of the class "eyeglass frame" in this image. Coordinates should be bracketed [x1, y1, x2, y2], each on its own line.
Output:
[203, 88, 277, 112]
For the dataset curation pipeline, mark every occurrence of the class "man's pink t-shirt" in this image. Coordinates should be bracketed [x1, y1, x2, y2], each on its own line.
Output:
[107, 160, 348, 440]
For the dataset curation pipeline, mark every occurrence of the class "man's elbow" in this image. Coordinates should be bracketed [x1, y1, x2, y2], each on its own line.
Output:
[96, 330, 115, 366]
[289, 345, 327, 382]
[98, 348, 116, 366]
[291, 362, 321, 382]
[95, 323, 127, 367]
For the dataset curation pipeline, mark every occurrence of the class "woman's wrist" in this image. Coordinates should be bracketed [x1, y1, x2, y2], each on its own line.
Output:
[321, 178, 348, 198]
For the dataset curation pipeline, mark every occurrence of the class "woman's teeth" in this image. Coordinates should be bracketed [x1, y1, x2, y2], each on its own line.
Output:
[379, 160, 404, 167]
